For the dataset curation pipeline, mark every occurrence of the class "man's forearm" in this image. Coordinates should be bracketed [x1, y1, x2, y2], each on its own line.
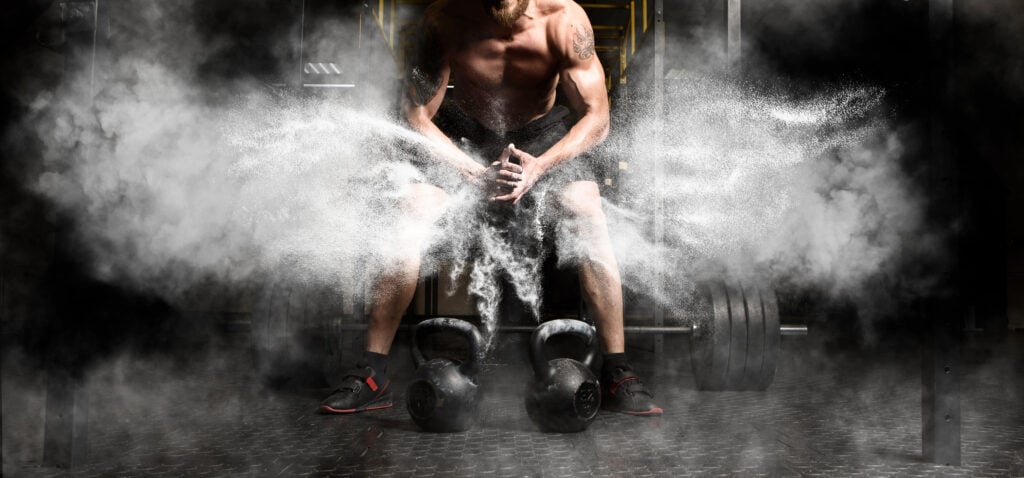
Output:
[406, 111, 483, 177]
[536, 112, 609, 172]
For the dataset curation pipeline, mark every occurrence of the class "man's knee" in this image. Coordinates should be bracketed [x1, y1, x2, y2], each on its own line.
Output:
[553, 180, 615, 266]
[381, 183, 449, 261]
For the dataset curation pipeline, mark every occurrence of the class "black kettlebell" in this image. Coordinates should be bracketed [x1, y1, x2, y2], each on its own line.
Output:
[406, 317, 485, 432]
[525, 319, 601, 433]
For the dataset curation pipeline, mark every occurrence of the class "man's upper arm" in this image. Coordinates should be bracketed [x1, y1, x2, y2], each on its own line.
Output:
[557, 4, 609, 121]
[403, 9, 449, 123]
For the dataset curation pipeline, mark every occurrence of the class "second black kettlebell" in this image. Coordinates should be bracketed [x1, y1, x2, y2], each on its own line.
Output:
[406, 318, 485, 433]
[525, 319, 601, 433]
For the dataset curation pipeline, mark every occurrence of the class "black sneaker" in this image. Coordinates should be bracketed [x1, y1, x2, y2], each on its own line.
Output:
[602, 366, 663, 416]
[319, 365, 393, 414]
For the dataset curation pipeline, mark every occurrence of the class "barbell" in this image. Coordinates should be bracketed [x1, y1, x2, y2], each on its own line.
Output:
[328, 280, 803, 391]
[328, 323, 807, 336]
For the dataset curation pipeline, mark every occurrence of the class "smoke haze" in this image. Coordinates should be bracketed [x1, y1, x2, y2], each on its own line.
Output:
[608, 77, 929, 316]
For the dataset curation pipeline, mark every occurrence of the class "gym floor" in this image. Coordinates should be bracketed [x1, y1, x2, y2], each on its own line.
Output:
[5, 331, 1024, 477]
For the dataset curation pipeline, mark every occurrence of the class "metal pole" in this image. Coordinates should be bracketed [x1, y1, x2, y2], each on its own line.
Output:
[651, 0, 665, 360]
[922, 303, 961, 465]
[726, 0, 741, 69]
[43, 3, 102, 466]
[88, 0, 99, 98]
[43, 371, 89, 468]
[296, 0, 306, 88]
[922, 0, 961, 466]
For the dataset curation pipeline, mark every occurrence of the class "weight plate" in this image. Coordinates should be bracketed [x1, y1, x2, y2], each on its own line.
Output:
[690, 282, 731, 390]
[724, 282, 749, 388]
[755, 284, 780, 390]
[741, 283, 766, 391]
[690, 280, 782, 391]
[688, 285, 711, 389]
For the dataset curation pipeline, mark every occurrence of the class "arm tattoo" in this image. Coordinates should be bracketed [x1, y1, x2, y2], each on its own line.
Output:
[572, 24, 595, 60]
[405, 21, 444, 106]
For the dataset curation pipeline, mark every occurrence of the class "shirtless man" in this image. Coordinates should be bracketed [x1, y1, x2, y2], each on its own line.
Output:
[320, 0, 662, 416]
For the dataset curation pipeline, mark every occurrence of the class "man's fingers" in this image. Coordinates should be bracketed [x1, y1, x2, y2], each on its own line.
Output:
[498, 144, 514, 164]
[491, 161, 524, 175]
[496, 162, 523, 174]
[498, 170, 521, 181]
[507, 146, 519, 165]
[491, 162, 524, 178]
[492, 194, 523, 205]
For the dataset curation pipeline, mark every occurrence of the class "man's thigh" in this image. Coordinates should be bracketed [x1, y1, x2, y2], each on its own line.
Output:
[552, 180, 604, 221]
[543, 180, 617, 272]
[401, 182, 450, 219]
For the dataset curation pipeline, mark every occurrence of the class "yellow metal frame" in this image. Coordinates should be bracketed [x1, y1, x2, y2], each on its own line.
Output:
[363, 0, 393, 50]
[630, 0, 636, 54]
[582, 0, 639, 86]
[643, 0, 647, 33]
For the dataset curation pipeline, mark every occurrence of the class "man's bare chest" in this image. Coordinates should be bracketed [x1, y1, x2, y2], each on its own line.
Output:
[448, 26, 559, 89]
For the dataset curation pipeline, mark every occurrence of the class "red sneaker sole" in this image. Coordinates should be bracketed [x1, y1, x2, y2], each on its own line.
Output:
[319, 403, 394, 415]
[623, 407, 663, 416]
[604, 406, 664, 416]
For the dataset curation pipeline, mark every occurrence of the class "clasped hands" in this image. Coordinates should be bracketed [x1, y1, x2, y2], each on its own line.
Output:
[475, 143, 544, 205]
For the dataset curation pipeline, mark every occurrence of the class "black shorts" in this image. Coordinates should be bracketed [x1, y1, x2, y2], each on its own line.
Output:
[432, 103, 603, 186]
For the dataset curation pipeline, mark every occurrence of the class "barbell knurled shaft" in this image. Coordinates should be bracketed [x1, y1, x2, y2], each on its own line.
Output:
[325, 320, 808, 335]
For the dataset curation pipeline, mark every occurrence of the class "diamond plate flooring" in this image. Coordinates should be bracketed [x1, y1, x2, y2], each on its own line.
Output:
[5, 333, 1024, 477]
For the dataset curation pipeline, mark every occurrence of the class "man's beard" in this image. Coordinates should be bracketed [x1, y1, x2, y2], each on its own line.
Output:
[486, 0, 529, 28]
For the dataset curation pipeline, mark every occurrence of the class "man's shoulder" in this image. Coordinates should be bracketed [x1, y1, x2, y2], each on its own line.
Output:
[424, 0, 584, 27]
[423, 0, 445, 20]
[423, 0, 461, 25]
[539, 0, 592, 61]
[538, 0, 591, 39]
[536, 0, 586, 21]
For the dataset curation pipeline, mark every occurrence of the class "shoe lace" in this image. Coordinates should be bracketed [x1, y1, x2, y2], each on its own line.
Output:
[610, 367, 653, 398]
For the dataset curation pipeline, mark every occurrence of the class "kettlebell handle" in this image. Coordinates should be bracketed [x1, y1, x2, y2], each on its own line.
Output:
[529, 319, 598, 379]
[411, 317, 485, 376]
